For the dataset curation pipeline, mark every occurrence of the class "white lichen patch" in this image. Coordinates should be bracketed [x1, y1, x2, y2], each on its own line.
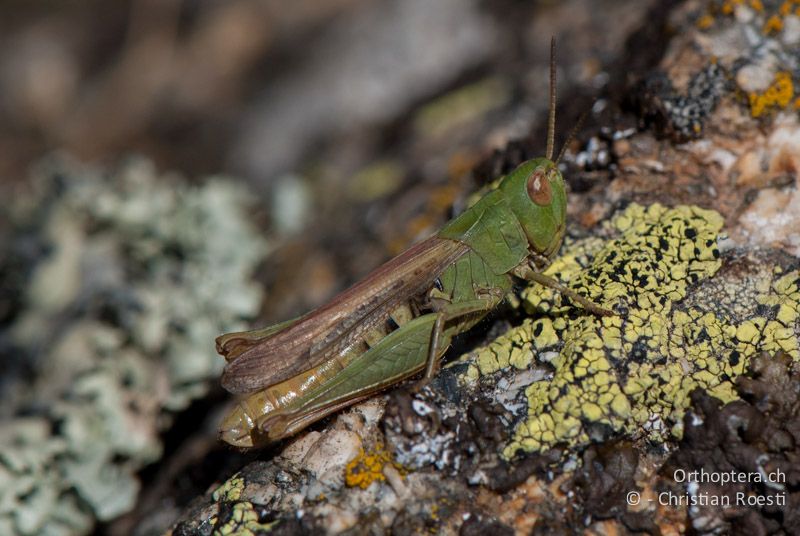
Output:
[460, 203, 800, 458]
[0, 158, 269, 535]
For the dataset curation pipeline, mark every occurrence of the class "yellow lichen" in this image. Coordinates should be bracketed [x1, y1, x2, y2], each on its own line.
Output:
[344, 443, 402, 489]
[460, 203, 800, 458]
[211, 501, 279, 535]
[748, 71, 795, 117]
[469, 317, 560, 376]
[212, 474, 245, 502]
[430, 502, 440, 521]
[755, 271, 800, 357]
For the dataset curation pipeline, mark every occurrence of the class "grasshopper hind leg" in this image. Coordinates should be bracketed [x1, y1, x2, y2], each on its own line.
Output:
[412, 298, 498, 392]
[410, 311, 446, 393]
[421, 312, 446, 383]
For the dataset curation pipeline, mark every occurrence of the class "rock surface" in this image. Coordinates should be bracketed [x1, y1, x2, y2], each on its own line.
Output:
[2, 0, 799, 535]
[169, 1, 800, 535]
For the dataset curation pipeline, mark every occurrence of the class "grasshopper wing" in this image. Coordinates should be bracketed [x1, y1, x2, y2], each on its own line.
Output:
[258, 313, 443, 441]
[218, 236, 468, 394]
[216, 317, 300, 363]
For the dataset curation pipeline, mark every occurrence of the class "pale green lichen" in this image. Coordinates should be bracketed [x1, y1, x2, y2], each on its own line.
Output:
[0, 157, 269, 535]
[462, 203, 800, 458]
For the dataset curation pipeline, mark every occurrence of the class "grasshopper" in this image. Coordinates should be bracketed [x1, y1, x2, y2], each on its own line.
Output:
[217, 40, 611, 448]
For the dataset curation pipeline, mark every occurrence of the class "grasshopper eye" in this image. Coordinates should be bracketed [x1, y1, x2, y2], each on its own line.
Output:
[527, 168, 552, 206]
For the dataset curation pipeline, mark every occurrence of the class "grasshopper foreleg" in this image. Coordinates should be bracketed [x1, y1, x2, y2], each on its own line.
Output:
[529, 252, 552, 271]
[527, 270, 613, 317]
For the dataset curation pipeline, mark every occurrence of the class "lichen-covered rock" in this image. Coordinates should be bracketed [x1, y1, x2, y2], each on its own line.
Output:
[168, 1, 800, 534]
[605, 0, 800, 253]
[0, 157, 269, 535]
[655, 352, 800, 534]
[461, 203, 799, 456]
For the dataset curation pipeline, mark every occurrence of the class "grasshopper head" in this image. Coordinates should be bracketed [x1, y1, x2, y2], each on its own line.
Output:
[496, 38, 570, 261]
[498, 157, 566, 259]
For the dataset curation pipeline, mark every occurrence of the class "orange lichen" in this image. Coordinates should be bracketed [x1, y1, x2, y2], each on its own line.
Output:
[344, 443, 403, 489]
[748, 71, 795, 117]
[763, 13, 784, 33]
[709, 0, 800, 35]
[697, 13, 715, 29]
[721, 0, 745, 14]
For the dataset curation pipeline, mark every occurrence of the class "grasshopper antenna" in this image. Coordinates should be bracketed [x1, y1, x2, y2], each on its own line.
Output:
[554, 105, 591, 166]
[545, 37, 556, 161]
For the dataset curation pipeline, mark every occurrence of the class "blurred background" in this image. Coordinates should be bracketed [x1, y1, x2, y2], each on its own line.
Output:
[0, 0, 660, 316]
[0, 1, 664, 534]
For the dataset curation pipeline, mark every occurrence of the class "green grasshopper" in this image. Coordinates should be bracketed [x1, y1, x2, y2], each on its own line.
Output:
[217, 40, 611, 448]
